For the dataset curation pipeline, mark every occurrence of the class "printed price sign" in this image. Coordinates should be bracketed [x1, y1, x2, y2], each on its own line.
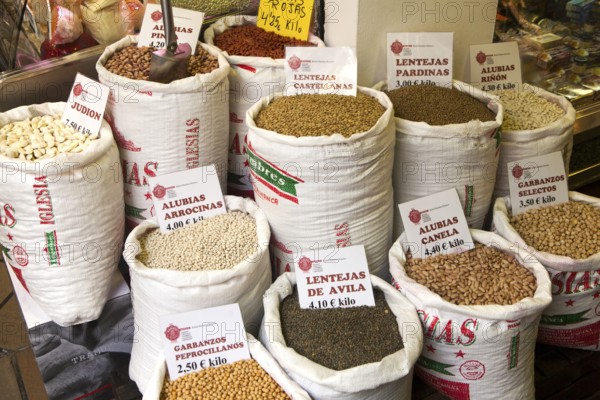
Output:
[507, 151, 569, 215]
[160, 304, 250, 380]
[62, 73, 109, 136]
[398, 188, 474, 259]
[148, 165, 226, 233]
[470, 41, 522, 91]
[294, 245, 375, 310]
[138, 4, 204, 50]
[257, 0, 314, 40]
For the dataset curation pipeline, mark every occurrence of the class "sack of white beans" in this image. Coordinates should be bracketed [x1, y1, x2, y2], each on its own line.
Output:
[203, 15, 325, 198]
[492, 84, 576, 199]
[493, 192, 600, 350]
[124, 196, 272, 393]
[96, 36, 230, 230]
[142, 335, 311, 400]
[389, 229, 552, 400]
[0, 102, 124, 326]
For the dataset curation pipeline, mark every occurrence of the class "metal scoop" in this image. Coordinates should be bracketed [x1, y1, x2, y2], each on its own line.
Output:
[149, 0, 192, 83]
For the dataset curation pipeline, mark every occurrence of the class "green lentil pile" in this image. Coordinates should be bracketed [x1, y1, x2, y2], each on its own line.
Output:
[255, 93, 386, 137]
[385, 85, 495, 125]
[280, 288, 404, 370]
[496, 90, 565, 131]
[137, 212, 257, 271]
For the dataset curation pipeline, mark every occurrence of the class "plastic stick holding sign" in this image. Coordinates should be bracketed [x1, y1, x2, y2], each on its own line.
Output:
[507, 151, 569, 215]
[148, 165, 226, 233]
[398, 188, 474, 259]
[469, 41, 522, 91]
[257, 0, 314, 40]
[62, 73, 109, 136]
[137, 4, 204, 50]
[294, 245, 375, 310]
[284, 47, 357, 96]
[160, 304, 251, 380]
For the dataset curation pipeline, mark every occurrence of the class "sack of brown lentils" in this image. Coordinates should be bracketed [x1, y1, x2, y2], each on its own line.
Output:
[492, 84, 576, 199]
[203, 15, 325, 198]
[389, 229, 552, 400]
[493, 192, 600, 350]
[96, 36, 230, 230]
[259, 273, 423, 400]
[124, 195, 272, 393]
[0, 102, 125, 327]
[142, 335, 311, 400]
[245, 87, 394, 279]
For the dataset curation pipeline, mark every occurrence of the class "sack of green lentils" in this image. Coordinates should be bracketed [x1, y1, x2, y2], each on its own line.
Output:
[203, 15, 325, 198]
[493, 192, 600, 350]
[245, 87, 395, 279]
[260, 273, 423, 400]
[124, 195, 272, 393]
[492, 84, 576, 199]
[0, 102, 125, 327]
[96, 36, 230, 230]
[142, 335, 311, 400]
[389, 229, 552, 400]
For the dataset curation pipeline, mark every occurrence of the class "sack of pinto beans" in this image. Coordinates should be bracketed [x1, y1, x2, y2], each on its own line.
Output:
[245, 87, 394, 279]
[260, 273, 422, 400]
[203, 15, 325, 198]
[492, 84, 576, 199]
[142, 334, 311, 400]
[493, 192, 600, 350]
[123, 196, 272, 393]
[96, 36, 230, 230]
[389, 229, 552, 400]
[0, 102, 124, 326]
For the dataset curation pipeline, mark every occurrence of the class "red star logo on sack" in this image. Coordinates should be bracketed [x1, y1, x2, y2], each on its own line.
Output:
[153, 184, 167, 199]
[426, 344, 436, 353]
[455, 350, 466, 358]
[7, 233, 13, 241]
[287, 55, 302, 70]
[164, 324, 181, 341]
[476, 51, 487, 64]
[145, 192, 153, 200]
[391, 40, 404, 55]
[565, 299, 575, 307]
[593, 292, 600, 299]
[151, 10, 162, 21]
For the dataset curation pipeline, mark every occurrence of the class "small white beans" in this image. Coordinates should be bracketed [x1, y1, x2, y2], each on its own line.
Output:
[496, 90, 565, 131]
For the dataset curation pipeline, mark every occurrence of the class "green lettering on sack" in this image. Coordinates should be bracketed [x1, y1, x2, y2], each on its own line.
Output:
[417, 356, 455, 376]
[541, 310, 590, 326]
[509, 334, 519, 369]
[45, 231, 60, 266]
[125, 204, 147, 219]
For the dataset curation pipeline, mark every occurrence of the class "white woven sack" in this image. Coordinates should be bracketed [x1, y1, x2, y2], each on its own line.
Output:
[493, 192, 600, 350]
[0, 102, 124, 326]
[493, 84, 576, 199]
[259, 273, 422, 400]
[124, 196, 272, 393]
[245, 86, 394, 279]
[389, 229, 552, 400]
[204, 15, 325, 198]
[386, 80, 503, 237]
[142, 335, 311, 400]
[96, 36, 230, 230]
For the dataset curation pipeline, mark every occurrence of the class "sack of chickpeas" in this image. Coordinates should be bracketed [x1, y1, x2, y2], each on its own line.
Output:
[96, 36, 230, 230]
[204, 15, 325, 198]
[493, 192, 600, 350]
[245, 87, 394, 279]
[377, 81, 503, 236]
[142, 335, 311, 400]
[0, 102, 125, 326]
[389, 229, 552, 400]
[124, 196, 272, 393]
[260, 273, 423, 400]
[492, 84, 576, 199]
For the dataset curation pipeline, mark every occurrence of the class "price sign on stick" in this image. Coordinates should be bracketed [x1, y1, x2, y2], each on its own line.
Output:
[138, 4, 204, 50]
[62, 73, 109, 136]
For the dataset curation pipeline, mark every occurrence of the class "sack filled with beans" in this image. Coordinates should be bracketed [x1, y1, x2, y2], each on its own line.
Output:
[493, 192, 600, 350]
[142, 334, 311, 400]
[123, 196, 272, 393]
[96, 36, 230, 231]
[389, 229, 552, 400]
[376, 80, 503, 236]
[245, 87, 394, 279]
[492, 84, 576, 199]
[260, 272, 422, 400]
[0, 102, 125, 326]
[203, 15, 325, 198]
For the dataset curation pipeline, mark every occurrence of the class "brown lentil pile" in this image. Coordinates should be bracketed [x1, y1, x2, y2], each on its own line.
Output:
[137, 211, 258, 271]
[405, 244, 536, 306]
[510, 201, 600, 259]
[280, 288, 404, 370]
[160, 359, 290, 400]
[385, 85, 495, 125]
[496, 90, 565, 131]
[214, 24, 315, 58]
[104, 45, 219, 81]
[255, 93, 386, 137]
